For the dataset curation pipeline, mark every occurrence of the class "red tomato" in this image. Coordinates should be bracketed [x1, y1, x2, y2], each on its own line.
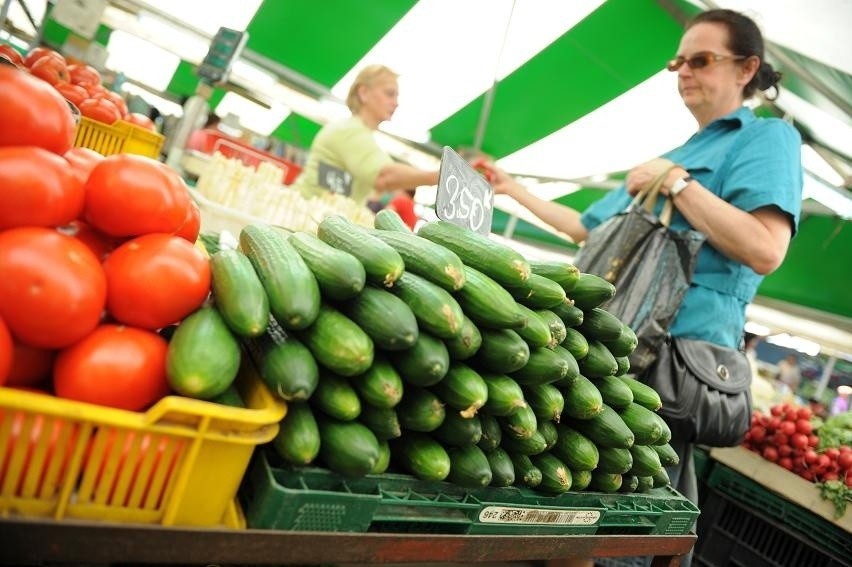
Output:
[99, 90, 129, 118]
[54, 81, 89, 107]
[29, 55, 69, 85]
[54, 324, 170, 411]
[0, 146, 85, 229]
[84, 154, 191, 237]
[0, 317, 11, 385]
[125, 112, 156, 131]
[0, 66, 76, 154]
[78, 97, 121, 125]
[0, 227, 106, 348]
[63, 146, 104, 186]
[174, 199, 201, 242]
[0, 44, 24, 67]
[102, 234, 210, 330]
[23, 47, 59, 68]
[67, 63, 100, 87]
[57, 220, 116, 261]
[6, 339, 55, 387]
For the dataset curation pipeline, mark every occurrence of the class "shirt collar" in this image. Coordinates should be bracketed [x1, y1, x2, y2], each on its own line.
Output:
[707, 106, 755, 130]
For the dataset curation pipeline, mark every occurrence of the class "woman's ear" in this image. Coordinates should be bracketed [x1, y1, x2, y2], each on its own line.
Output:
[739, 55, 760, 87]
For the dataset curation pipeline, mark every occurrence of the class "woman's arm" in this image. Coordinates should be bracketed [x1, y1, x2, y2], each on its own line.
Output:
[374, 162, 439, 192]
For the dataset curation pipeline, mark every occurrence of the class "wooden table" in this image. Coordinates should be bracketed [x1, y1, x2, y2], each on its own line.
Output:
[0, 517, 695, 566]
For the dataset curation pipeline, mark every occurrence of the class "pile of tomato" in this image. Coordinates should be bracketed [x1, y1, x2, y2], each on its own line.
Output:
[743, 403, 852, 487]
[0, 43, 153, 129]
[0, 62, 208, 413]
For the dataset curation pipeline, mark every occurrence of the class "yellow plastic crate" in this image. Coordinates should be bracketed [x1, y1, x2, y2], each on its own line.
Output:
[0, 362, 285, 528]
[74, 116, 165, 159]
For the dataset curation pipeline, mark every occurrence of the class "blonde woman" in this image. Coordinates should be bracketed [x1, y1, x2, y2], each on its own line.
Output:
[291, 65, 439, 206]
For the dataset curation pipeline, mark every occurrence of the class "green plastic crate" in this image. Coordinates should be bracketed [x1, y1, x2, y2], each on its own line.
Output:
[706, 462, 851, 560]
[242, 450, 699, 536]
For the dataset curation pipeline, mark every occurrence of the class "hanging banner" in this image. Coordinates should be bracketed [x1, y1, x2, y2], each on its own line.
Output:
[51, 0, 108, 40]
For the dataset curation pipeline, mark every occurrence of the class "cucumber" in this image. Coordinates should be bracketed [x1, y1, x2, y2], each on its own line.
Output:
[562, 327, 590, 360]
[510, 453, 542, 488]
[561, 375, 603, 420]
[371, 229, 466, 291]
[455, 266, 527, 329]
[656, 414, 673, 446]
[551, 302, 583, 327]
[596, 447, 633, 474]
[552, 345, 581, 387]
[551, 425, 599, 472]
[620, 474, 640, 494]
[372, 440, 391, 474]
[272, 402, 320, 466]
[166, 307, 241, 399]
[298, 304, 374, 377]
[615, 356, 630, 376]
[571, 469, 592, 491]
[210, 249, 269, 337]
[595, 375, 634, 410]
[538, 419, 558, 451]
[569, 404, 635, 449]
[477, 413, 502, 452]
[444, 316, 482, 360]
[616, 376, 663, 411]
[578, 339, 618, 378]
[510, 347, 572, 386]
[358, 404, 402, 440]
[418, 220, 531, 285]
[391, 432, 450, 481]
[317, 215, 404, 287]
[210, 384, 245, 408]
[637, 475, 655, 492]
[317, 417, 381, 477]
[430, 363, 488, 418]
[569, 273, 616, 311]
[486, 447, 516, 487]
[531, 453, 572, 494]
[589, 471, 623, 493]
[578, 308, 624, 342]
[474, 328, 530, 374]
[652, 466, 671, 488]
[514, 304, 553, 349]
[432, 412, 482, 446]
[351, 355, 403, 409]
[390, 271, 464, 339]
[530, 260, 580, 291]
[312, 370, 361, 421]
[446, 444, 492, 488]
[618, 402, 664, 445]
[341, 286, 418, 351]
[396, 386, 446, 432]
[480, 373, 527, 416]
[629, 444, 663, 477]
[240, 224, 320, 330]
[603, 323, 638, 357]
[504, 273, 567, 309]
[535, 309, 567, 348]
[373, 208, 412, 232]
[523, 383, 564, 423]
[651, 443, 680, 467]
[244, 318, 319, 402]
[288, 231, 366, 300]
[498, 403, 538, 440]
[391, 332, 450, 387]
[499, 430, 547, 456]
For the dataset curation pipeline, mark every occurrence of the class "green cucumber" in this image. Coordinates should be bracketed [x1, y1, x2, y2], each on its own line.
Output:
[615, 356, 630, 376]
[272, 402, 320, 466]
[244, 318, 319, 402]
[510, 346, 572, 386]
[240, 224, 320, 330]
[390, 271, 464, 339]
[396, 386, 446, 432]
[312, 370, 361, 421]
[498, 403, 538, 440]
[372, 440, 391, 474]
[531, 453, 572, 494]
[391, 332, 450, 387]
[480, 373, 527, 416]
[595, 375, 634, 410]
[341, 286, 418, 351]
[629, 444, 663, 477]
[486, 447, 516, 487]
[538, 419, 558, 450]
[317, 215, 404, 287]
[371, 229, 466, 291]
[298, 304, 374, 377]
[530, 260, 580, 291]
[569, 404, 635, 449]
[551, 425, 599, 472]
[166, 307, 240, 399]
[561, 375, 603, 420]
[652, 443, 680, 467]
[504, 273, 567, 309]
[551, 302, 584, 327]
[477, 413, 502, 452]
[620, 474, 640, 494]
[652, 466, 671, 488]
[444, 316, 482, 360]
[432, 412, 482, 446]
[418, 220, 531, 285]
[569, 272, 616, 310]
[552, 345, 581, 387]
[455, 266, 527, 330]
[602, 324, 638, 357]
[589, 471, 623, 493]
[562, 327, 590, 360]
[536, 309, 567, 348]
[374, 208, 412, 232]
[578, 308, 624, 342]
[317, 417, 381, 477]
[616, 376, 662, 411]
[210, 249, 269, 337]
[358, 404, 402, 440]
[430, 363, 488, 418]
[391, 432, 450, 481]
[618, 402, 664, 445]
[514, 304, 553, 349]
[523, 383, 564, 422]
[446, 445, 492, 488]
[288, 231, 366, 300]
[578, 340, 618, 378]
[657, 414, 673, 446]
[499, 430, 547, 456]
[210, 384, 244, 408]
[596, 447, 634, 474]
[637, 476, 655, 492]
[571, 469, 592, 491]
[510, 453, 542, 488]
[474, 328, 530, 374]
[351, 355, 403, 409]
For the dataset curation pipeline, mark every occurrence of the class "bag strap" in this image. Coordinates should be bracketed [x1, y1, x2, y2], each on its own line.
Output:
[631, 165, 678, 227]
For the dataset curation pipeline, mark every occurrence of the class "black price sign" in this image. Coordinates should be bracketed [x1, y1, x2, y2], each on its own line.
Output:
[317, 162, 353, 196]
[197, 27, 248, 84]
[436, 146, 494, 235]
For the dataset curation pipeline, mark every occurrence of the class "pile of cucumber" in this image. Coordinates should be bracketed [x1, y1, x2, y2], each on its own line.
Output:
[203, 211, 679, 495]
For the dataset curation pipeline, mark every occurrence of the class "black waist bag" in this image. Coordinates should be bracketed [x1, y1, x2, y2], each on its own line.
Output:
[644, 336, 752, 447]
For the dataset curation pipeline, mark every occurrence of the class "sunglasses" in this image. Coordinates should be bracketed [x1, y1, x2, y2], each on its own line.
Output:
[666, 51, 747, 72]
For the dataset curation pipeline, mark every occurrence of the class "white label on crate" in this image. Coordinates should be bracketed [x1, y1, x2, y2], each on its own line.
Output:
[478, 506, 601, 525]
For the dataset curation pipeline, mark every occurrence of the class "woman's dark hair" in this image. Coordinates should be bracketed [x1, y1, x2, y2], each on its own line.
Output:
[687, 9, 782, 100]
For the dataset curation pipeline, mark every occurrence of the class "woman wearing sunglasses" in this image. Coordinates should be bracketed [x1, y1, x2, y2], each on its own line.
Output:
[491, 9, 802, 566]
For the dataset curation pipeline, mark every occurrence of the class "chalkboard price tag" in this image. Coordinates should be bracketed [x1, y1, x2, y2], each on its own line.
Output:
[436, 146, 494, 235]
[318, 162, 354, 196]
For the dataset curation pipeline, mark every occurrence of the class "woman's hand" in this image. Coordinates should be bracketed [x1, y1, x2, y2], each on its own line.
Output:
[487, 164, 527, 198]
[625, 157, 679, 195]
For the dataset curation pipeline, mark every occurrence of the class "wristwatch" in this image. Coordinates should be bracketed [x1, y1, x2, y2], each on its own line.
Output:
[669, 175, 694, 198]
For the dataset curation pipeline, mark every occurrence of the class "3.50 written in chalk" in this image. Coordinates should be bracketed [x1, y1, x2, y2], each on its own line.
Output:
[439, 174, 489, 232]
[435, 146, 493, 235]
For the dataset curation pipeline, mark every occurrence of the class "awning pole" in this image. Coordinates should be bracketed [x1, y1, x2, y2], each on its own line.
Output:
[814, 355, 837, 400]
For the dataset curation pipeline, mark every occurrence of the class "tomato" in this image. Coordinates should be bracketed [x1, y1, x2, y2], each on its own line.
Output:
[0, 66, 76, 154]
[0, 317, 11, 385]
[124, 112, 156, 131]
[78, 97, 121, 125]
[6, 339, 55, 387]
[57, 220, 116, 261]
[99, 90, 129, 118]
[174, 199, 201, 242]
[0, 44, 24, 67]
[0, 146, 85, 230]
[0, 227, 106, 348]
[84, 154, 190, 237]
[29, 55, 69, 85]
[103, 234, 210, 330]
[64, 146, 104, 186]
[54, 81, 89, 107]
[67, 63, 100, 87]
[23, 47, 59, 68]
[54, 324, 170, 411]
